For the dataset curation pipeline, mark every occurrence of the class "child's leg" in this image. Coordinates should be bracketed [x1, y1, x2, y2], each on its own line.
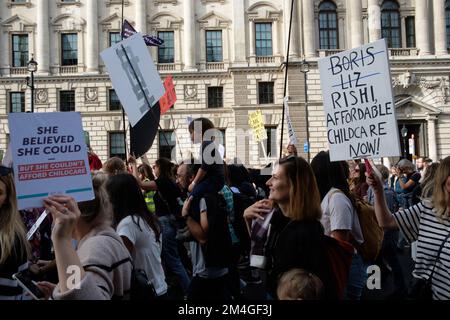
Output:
[191, 180, 214, 199]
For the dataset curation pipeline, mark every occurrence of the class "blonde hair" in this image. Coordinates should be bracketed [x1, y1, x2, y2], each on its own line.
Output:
[278, 156, 322, 221]
[277, 268, 324, 300]
[432, 156, 450, 219]
[0, 175, 30, 264]
[78, 171, 113, 227]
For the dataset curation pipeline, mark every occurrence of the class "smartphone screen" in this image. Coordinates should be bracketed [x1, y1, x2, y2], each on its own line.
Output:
[13, 270, 45, 300]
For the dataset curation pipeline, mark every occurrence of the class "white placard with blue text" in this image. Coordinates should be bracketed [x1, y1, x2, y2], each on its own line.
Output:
[318, 39, 401, 161]
[100, 32, 164, 127]
[8, 112, 94, 210]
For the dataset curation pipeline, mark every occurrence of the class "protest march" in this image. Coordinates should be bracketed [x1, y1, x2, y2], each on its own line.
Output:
[1, 1, 450, 312]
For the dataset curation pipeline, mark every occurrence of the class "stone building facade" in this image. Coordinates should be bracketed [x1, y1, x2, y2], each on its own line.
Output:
[0, 0, 449, 166]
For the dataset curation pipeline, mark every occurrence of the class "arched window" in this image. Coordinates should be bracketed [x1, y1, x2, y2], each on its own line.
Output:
[446, 0, 450, 48]
[318, 1, 338, 49]
[381, 0, 401, 48]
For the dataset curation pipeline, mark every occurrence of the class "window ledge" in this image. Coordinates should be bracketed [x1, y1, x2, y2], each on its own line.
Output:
[7, 1, 32, 8]
[106, 0, 130, 7]
[317, 49, 344, 57]
[56, 1, 81, 8]
[389, 48, 419, 57]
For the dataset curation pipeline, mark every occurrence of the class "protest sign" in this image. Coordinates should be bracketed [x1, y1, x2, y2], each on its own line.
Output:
[122, 20, 164, 47]
[101, 33, 164, 127]
[8, 112, 94, 210]
[318, 39, 401, 161]
[160, 76, 177, 115]
[283, 97, 298, 146]
[248, 110, 267, 142]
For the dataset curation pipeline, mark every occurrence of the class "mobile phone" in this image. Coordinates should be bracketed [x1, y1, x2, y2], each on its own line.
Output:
[12, 270, 45, 300]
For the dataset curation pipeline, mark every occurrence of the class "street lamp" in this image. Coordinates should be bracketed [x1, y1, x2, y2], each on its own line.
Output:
[300, 59, 310, 162]
[26, 56, 38, 113]
[401, 124, 408, 158]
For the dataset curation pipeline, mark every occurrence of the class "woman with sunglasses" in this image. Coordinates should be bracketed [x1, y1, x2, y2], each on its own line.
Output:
[243, 156, 337, 300]
[0, 167, 31, 300]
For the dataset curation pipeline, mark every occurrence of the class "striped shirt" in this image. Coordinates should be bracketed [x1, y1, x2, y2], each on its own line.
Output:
[393, 200, 450, 300]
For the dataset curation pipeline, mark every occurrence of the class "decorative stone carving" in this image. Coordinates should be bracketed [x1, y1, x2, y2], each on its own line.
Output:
[85, 87, 98, 102]
[35, 89, 48, 104]
[393, 71, 448, 104]
[184, 85, 198, 100]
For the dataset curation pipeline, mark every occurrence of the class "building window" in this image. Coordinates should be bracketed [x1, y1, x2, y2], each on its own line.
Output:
[109, 132, 126, 160]
[109, 32, 121, 46]
[206, 30, 223, 62]
[318, 1, 338, 49]
[258, 82, 274, 104]
[259, 126, 277, 157]
[12, 34, 28, 67]
[207, 86, 223, 108]
[158, 31, 174, 63]
[381, 0, 401, 48]
[61, 33, 78, 66]
[255, 23, 273, 56]
[10, 92, 25, 113]
[405, 16, 415, 48]
[158, 130, 175, 159]
[60, 90, 75, 112]
[446, 0, 450, 48]
[109, 89, 121, 111]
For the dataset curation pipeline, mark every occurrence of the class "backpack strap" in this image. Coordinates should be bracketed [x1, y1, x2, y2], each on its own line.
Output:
[84, 257, 132, 272]
[427, 230, 450, 284]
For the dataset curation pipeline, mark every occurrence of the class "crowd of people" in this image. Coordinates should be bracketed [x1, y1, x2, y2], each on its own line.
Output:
[0, 117, 449, 300]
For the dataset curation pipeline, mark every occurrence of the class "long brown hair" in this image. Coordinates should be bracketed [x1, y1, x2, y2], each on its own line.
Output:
[432, 156, 450, 219]
[0, 175, 30, 264]
[278, 156, 322, 221]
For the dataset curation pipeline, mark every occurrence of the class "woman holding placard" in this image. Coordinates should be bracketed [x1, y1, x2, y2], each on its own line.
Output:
[366, 156, 450, 300]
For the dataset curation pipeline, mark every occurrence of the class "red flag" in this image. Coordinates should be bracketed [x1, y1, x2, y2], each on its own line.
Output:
[159, 76, 177, 115]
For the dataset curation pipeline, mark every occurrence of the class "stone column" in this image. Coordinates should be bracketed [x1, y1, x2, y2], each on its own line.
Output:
[415, 0, 431, 55]
[135, 0, 147, 34]
[401, 16, 407, 48]
[368, 0, 381, 42]
[284, 0, 298, 57]
[86, 0, 99, 72]
[232, 0, 246, 64]
[349, 0, 363, 48]
[303, 0, 315, 57]
[434, 0, 448, 55]
[427, 115, 438, 162]
[273, 19, 280, 56]
[249, 19, 255, 57]
[37, 0, 50, 74]
[183, 0, 196, 71]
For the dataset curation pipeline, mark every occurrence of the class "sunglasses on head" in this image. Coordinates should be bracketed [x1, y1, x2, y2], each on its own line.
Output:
[0, 166, 12, 176]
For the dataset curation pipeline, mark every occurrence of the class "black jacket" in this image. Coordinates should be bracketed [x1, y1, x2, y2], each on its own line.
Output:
[266, 210, 338, 300]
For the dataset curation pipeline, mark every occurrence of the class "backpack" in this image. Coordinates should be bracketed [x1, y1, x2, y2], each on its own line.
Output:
[201, 193, 232, 268]
[328, 190, 383, 263]
[94, 235, 158, 301]
[353, 199, 384, 263]
[231, 190, 256, 252]
[324, 236, 354, 299]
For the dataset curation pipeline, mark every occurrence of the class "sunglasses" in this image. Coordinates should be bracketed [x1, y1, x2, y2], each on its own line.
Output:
[0, 166, 12, 176]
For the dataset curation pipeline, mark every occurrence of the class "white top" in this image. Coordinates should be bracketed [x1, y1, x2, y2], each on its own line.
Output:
[117, 215, 168, 296]
[321, 188, 364, 244]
